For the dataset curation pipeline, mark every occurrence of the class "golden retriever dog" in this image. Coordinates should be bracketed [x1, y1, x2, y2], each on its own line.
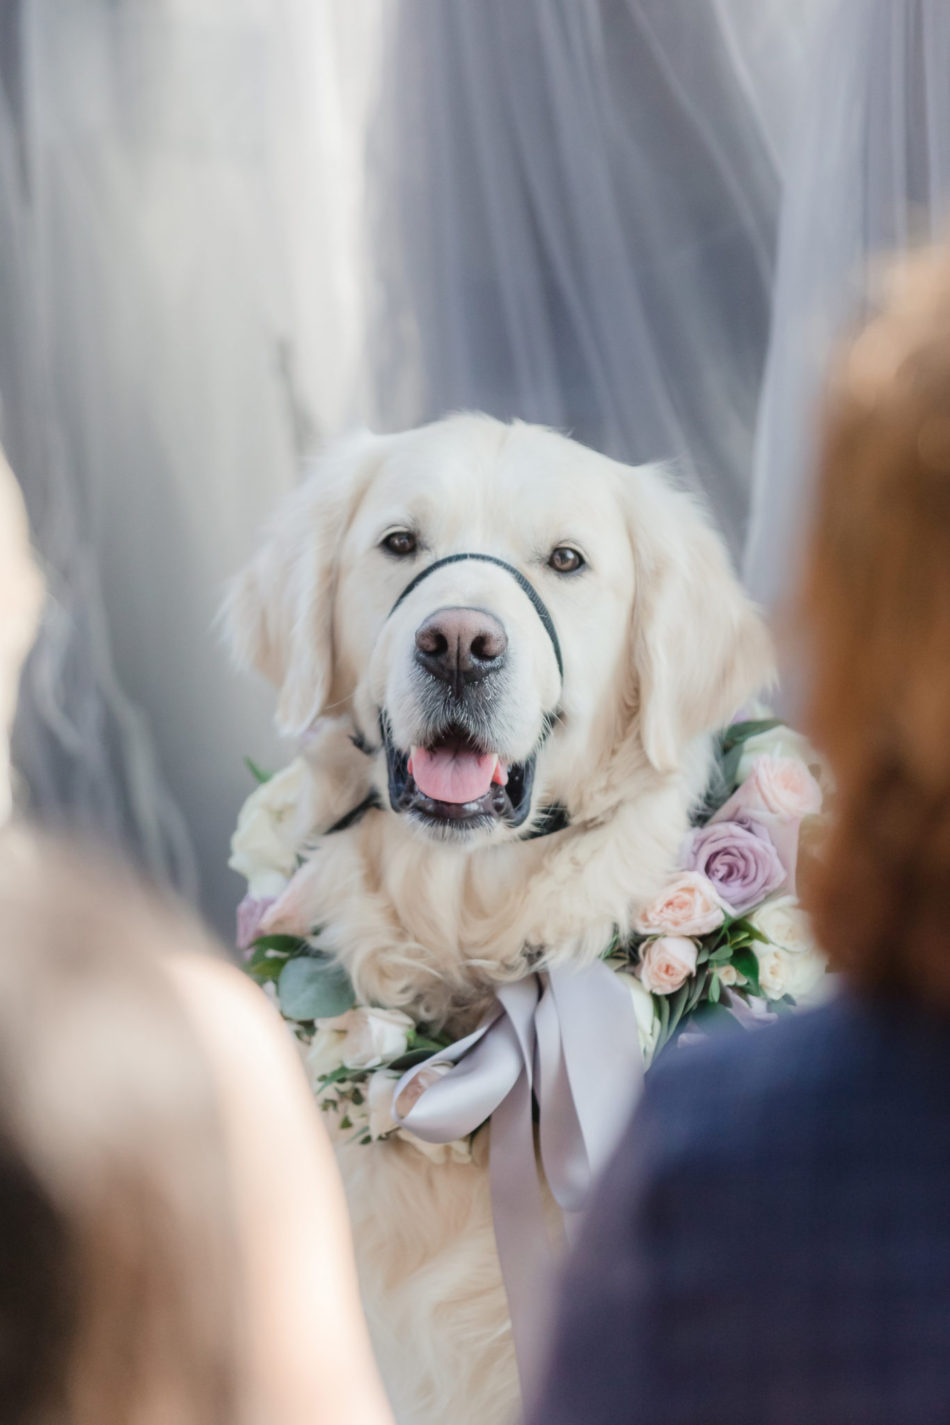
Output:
[225, 414, 772, 1425]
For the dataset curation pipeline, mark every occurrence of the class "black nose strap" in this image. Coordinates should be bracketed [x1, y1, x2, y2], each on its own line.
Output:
[388, 552, 563, 679]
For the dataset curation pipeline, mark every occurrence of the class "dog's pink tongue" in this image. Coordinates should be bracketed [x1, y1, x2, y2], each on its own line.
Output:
[411, 746, 497, 804]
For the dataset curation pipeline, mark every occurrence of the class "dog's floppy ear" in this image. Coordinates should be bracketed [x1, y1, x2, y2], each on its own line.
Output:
[627, 466, 775, 773]
[223, 430, 383, 737]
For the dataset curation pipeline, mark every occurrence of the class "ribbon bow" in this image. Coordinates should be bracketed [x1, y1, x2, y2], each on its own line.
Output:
[392, 959, 644, 1386]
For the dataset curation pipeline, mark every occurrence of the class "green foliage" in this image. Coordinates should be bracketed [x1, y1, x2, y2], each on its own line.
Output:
[243, 756, 274, 785]
[244, 933, 312, 989]
[700, 717, 785, 816]
[278, 953, 355, 1021]
[729, 946, 762, 996]
[718, 718, 784, 756]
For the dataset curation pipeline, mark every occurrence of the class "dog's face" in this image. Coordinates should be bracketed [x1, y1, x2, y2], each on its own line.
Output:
[227, 416, 772, 843]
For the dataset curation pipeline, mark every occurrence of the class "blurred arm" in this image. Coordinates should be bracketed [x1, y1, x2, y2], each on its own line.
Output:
[168, 955, 394, 1425]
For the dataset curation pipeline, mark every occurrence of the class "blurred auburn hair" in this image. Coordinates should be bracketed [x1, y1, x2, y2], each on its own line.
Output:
[0, 832, 245, 1425]
[802, 247, 950, 1006]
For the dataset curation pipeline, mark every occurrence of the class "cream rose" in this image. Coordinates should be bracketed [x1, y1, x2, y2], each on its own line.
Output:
[638, 936, 699, 996]
[635, 872, 725, 937]
[305, 1023, 348, 1083]
[228, 758, 311, 897]
[615, 972, 662, 1064]
[754, 945, 826, 1002]
[318, 1006, 414, 1071]
[748, 895, 816, 955]
[736, 727, 827, 786]
[750, 894, 826, 1003]
[746, 755, 823, 821]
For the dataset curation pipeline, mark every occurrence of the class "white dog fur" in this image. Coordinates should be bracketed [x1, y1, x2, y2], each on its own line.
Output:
[226, 414, 773, 1425]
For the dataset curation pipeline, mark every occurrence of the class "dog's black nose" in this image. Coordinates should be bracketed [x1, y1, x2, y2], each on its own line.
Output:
[414, 607, 508, 690]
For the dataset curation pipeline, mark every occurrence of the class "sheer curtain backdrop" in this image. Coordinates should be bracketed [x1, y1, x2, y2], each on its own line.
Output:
[1, 0, 944, 935]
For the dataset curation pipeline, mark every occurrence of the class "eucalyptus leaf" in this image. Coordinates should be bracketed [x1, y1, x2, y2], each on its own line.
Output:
[278, 954, 355, 1021]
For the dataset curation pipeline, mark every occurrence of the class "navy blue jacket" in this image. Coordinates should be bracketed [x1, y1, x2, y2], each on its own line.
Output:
[528, 994, 950, 1425]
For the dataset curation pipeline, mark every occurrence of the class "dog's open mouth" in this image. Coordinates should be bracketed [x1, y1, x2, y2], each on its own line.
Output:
[383, 721, 536, 831]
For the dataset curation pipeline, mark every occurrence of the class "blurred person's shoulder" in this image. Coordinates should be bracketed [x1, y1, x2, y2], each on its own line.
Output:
[612, 990, 950, 1196]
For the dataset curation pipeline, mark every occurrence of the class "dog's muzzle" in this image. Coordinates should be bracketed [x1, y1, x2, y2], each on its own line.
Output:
[381, 554, 563, 832]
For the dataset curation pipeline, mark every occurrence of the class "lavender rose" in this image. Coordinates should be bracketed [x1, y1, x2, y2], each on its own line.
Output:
[683, 819, 785, 917]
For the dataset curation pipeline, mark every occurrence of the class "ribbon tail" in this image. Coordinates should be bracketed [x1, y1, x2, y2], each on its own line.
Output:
[488, 1068, 555, 1398]
[550, 959, 644, 1174]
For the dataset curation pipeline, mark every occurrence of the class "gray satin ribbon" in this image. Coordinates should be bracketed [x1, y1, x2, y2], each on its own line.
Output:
[392, 959, 644, 1387]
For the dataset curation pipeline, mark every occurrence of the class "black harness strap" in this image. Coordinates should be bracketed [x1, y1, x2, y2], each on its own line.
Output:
[388, 552, 564, 680]
[324, 790, 381, 835]
[329, 554, 570, 841]
[522, 802, 570, 840]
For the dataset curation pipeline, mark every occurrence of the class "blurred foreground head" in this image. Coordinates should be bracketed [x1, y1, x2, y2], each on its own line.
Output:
[803, 247, 950, 1005]
[0, 839, 242, 1425]
[0, 449, 43, 821]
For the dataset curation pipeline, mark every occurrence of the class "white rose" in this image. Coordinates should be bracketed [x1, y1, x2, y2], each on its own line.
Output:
[748, 895, 817, 956]
[638, 936, 699, 996]
[320, 1007, 414, 1071]
[754, 945, 826, 1003]
[736, 727, 828, 786]
[305, 1024, 348, 1083]
[229, 758, 312, 896]
[717, 963, 741, 987]
[616, 971, 661, 1065]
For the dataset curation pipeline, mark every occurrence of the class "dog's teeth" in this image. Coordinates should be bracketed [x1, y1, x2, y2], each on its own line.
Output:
[491, 758, 509, 787]
[408, 747, 418, 778]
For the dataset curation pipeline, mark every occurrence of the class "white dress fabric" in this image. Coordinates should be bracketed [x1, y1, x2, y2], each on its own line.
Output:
[0, 0, 943, 933]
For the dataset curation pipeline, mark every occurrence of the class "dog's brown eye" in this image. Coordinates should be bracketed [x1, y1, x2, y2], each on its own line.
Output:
[548, 545, 584, 574]
[382, 530, 418, 557]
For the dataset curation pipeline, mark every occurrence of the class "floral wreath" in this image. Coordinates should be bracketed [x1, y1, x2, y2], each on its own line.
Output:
[232, 714, 830, 1165]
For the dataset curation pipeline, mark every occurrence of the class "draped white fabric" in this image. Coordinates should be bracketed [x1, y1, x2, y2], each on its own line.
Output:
[744, 0, 950, 622]
[0, 0, 942, 934]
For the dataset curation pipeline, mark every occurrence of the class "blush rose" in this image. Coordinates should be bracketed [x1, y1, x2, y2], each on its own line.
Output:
[634, 871, 725, 937]
[637, 936, 699, 995]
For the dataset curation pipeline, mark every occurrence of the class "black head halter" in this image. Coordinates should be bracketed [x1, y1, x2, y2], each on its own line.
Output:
[326, 552, 569, 841]
[388, 552, 563, 679]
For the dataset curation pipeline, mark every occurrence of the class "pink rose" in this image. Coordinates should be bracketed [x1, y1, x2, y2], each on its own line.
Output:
[746, 755, 822, 821]
[638, 936, 698, 995]
[638, 872, 729, 940]
[634, 872, 725, 937]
